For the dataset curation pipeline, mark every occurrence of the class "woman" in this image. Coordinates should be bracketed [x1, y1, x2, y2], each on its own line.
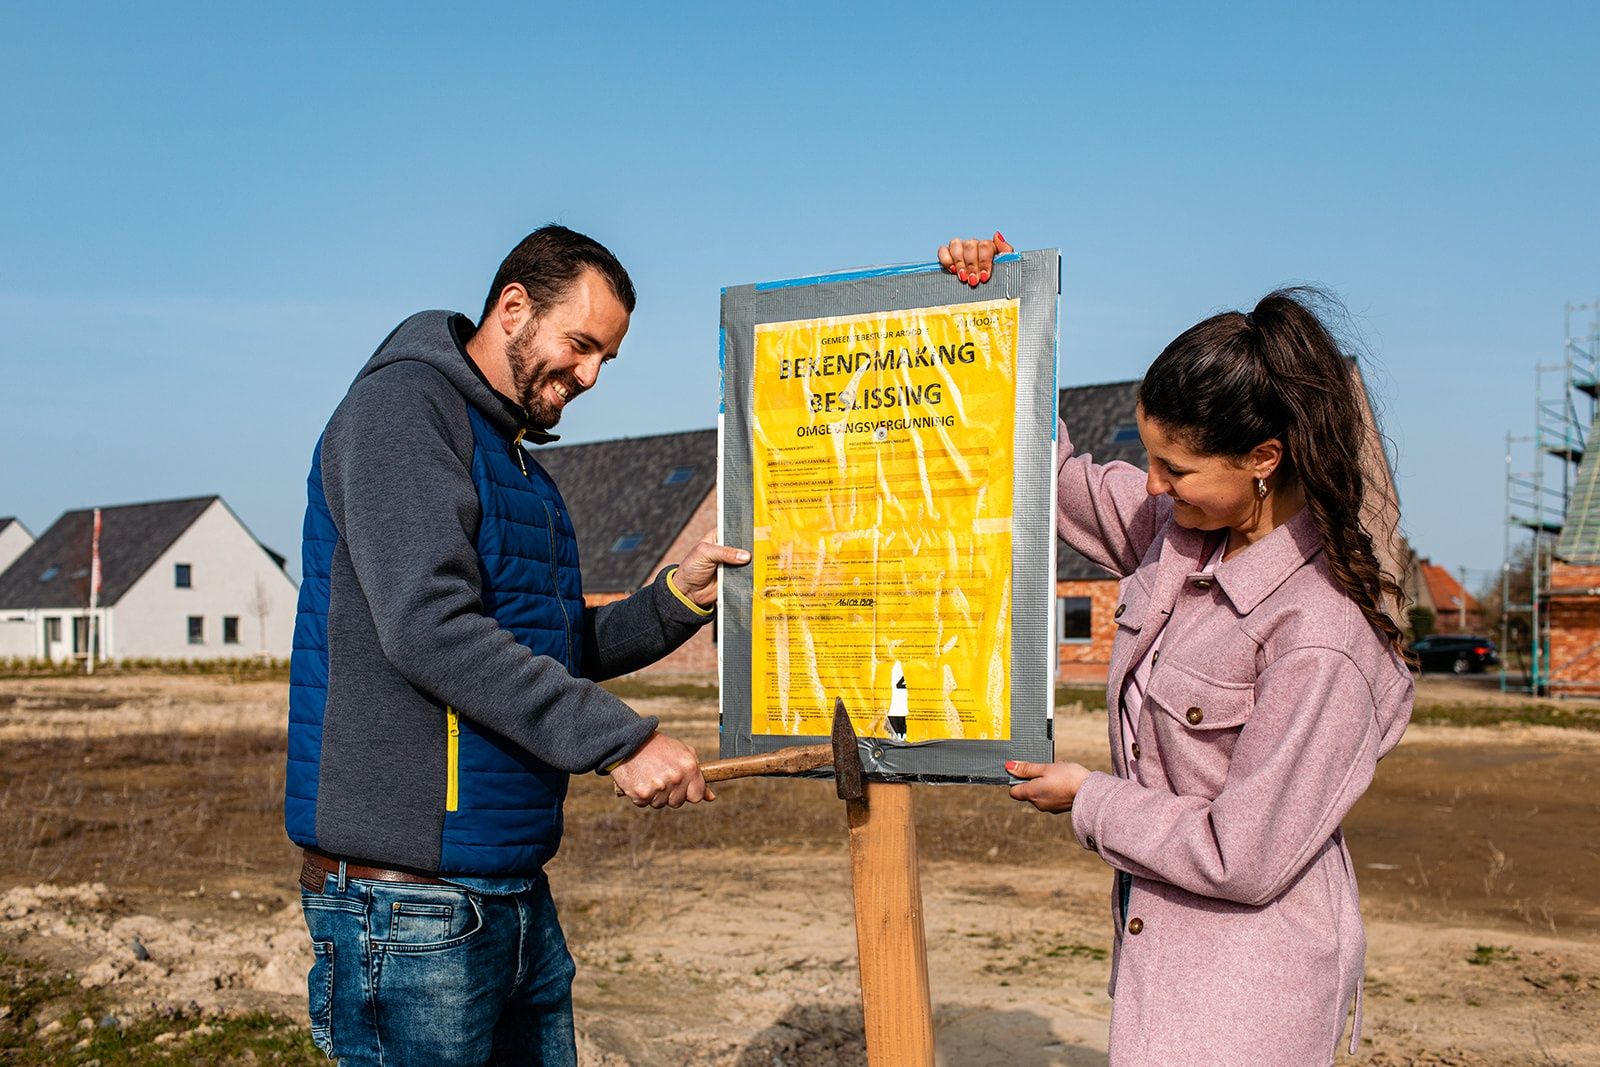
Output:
[942, 235, 1414, 1065]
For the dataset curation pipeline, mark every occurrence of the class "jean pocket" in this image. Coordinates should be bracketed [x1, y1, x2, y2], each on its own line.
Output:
[369, 884, 485, 952]
[307, 940, 334, 1055]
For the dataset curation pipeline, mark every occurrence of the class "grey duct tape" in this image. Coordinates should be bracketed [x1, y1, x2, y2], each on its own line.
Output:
[718, 249, 1060, 785]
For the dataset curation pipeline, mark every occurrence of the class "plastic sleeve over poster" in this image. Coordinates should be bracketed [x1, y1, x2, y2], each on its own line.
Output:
[719, 250, 1060, 785]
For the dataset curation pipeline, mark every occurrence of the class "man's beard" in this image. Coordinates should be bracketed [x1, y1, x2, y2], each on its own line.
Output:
[506, 322, 578, 429]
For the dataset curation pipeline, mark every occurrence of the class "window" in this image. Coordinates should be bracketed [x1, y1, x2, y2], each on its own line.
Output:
[44, 617, 61, 643]
[1058, 596, 1092, 643]
[662, 465, 696, 486]
[175, 563, 192, 588]
[38, 566, 59, 583]
[1111, 423, 1141, 444]
[187, 616, 204, 645]
[610, 534, 643, 553]
[223, 616, 240, 645]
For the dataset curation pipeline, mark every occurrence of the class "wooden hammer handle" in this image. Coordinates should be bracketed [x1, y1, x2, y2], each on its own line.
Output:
[698, 744, 833, 782]
[612, 743, 834, 796]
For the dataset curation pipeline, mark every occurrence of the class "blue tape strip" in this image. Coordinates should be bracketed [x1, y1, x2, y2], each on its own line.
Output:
[718, 327, 727, 414]
[752, 252, 1022, 292]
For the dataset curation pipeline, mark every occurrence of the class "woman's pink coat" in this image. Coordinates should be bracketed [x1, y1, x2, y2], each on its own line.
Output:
[1058, 424, 1412, 1066]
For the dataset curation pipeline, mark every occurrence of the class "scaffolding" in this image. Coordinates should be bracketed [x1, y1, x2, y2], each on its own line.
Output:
[1502, 302, 1600, 693]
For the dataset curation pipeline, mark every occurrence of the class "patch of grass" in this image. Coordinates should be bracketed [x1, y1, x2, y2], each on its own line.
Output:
[0, 953, 323, 1065]
[600, 677, 720, 701]
[1043, 942, 1108, 961]
[1413, 701, 1600, 732]
[1466, 943, 1519, 966]
[1055, 686, 1107, 711]
[0, 658, 289, 682]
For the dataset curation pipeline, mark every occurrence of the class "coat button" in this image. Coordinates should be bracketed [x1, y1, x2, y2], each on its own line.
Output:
[1193, 578, 1213, 590]
[1114, 604, 1126, 619]
[1085, 834, 1097, 852]
[1131, 742, 1141, 760]
[1186, 707, 1204, 725]
[1127, 917, 1144, 935]
[1151, 651, 1160, 666]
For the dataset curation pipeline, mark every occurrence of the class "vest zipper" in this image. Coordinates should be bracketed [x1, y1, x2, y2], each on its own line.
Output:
[544, 500, 576, 667]
[445, 706, 460, 812]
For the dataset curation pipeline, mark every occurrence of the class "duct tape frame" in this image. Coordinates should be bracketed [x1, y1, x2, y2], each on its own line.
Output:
[717, 249, 1060, 785]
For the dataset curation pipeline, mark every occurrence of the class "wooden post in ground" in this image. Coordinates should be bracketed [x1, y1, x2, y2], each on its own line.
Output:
[846, 780, 935, 1066]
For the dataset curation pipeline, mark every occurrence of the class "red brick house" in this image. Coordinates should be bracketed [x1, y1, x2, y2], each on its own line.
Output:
[1548, 415, 1600, 695]
[1414, 558, 1484, 634]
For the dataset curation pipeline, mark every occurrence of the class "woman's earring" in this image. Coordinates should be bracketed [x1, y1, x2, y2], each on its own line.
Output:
[1255, 477, 1268, 500]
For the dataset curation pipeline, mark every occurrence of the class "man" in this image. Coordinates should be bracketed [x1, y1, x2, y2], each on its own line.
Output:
[286, 225, 743, 1066]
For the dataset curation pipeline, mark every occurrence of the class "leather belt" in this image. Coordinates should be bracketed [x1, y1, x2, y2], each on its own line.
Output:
[299, 849, 450, 893]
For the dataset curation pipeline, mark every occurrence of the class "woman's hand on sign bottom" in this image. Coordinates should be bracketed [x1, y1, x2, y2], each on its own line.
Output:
[1007, 759, 1090, 814]
[937, 232, 1015, 287]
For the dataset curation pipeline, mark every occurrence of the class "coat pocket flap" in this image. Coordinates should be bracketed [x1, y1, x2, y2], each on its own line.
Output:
[1146, 661, 1254, 730]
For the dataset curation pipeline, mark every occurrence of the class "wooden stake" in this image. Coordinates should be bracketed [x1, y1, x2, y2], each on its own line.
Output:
[847, 780, 935, 1065]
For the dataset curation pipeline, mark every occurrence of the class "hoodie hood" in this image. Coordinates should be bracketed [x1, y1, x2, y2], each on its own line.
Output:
[354, 310, 556, 443]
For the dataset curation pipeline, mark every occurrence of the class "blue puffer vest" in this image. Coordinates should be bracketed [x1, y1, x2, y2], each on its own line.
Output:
[286, 404, 585, 875]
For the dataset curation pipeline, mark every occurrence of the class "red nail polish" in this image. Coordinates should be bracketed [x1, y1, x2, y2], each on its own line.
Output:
[995, 231, 1007, 244]
[957, 269, 967, 282]
[979, 270, 989, 283]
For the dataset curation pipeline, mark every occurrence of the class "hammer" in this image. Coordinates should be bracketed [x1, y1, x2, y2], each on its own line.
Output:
[615, 698, 864, 800]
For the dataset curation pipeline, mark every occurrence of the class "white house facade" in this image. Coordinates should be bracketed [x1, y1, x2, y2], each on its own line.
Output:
[0, 496, 297, 662]
[0, 520, 33, 577]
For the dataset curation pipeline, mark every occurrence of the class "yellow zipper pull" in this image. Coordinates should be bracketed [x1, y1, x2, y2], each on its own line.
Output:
[445, 707, 460, 812]
[512, 429, 529, 475]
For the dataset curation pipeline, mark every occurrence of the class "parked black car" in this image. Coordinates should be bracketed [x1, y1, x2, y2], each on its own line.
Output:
[1408, 635, 1500, 674]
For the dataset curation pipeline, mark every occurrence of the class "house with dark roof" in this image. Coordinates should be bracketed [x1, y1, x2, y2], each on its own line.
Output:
[532, 430, 720, 673]
[0, 518, 33, 577]
[528, 369, 1414, 683]
[0, 496, 297, 662]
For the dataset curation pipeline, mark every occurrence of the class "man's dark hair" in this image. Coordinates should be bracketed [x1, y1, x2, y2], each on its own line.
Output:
[479, 224, 636, 325]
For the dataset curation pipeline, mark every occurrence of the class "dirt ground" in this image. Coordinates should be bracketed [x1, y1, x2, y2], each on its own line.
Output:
[0, 675, 1597, 1065]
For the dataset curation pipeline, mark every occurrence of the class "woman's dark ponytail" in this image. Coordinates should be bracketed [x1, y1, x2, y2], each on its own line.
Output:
[1138, 288, 1410, 660]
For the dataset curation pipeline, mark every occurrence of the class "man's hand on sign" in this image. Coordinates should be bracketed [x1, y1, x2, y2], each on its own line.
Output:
[612, 731, 715, 808]
[937, 232, 1015, 287]
[1006, 759, 1090, 814]
[672, 532, 752, 608]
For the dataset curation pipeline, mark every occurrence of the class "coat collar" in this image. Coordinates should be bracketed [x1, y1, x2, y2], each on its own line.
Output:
[1208, 507, 1324, 615]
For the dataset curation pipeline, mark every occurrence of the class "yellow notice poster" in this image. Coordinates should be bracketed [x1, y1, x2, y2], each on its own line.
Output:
[750, 298, 1018, 741]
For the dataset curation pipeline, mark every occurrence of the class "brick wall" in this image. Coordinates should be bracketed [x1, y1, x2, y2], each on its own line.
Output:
[1547, 561, 1600, 693]
[630, 489, 720, 675]
[1056, 578, 1118, 684]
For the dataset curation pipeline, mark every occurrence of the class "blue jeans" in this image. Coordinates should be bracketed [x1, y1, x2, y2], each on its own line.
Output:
[300, 868, 576, 1066]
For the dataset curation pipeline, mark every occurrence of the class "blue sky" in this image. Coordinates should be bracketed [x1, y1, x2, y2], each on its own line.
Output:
[3, 2, 1596, 591]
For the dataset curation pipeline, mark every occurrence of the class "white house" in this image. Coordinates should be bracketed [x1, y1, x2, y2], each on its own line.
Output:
[0, 496, 298, 662]
[0, 518, 34, 576]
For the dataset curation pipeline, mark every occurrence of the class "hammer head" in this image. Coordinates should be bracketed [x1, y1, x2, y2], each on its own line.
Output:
[831, 697, 865, 801]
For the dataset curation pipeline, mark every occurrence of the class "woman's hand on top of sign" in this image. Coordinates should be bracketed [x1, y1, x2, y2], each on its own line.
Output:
[1006, 758, 1090, 814]
[937, 232, 1014, 287]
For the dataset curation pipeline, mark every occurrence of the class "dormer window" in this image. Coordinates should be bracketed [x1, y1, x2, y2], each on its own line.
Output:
[1111, 423, 1141, 444]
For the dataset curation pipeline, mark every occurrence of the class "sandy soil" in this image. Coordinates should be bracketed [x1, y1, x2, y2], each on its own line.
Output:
[1, 675, 1596, 1065]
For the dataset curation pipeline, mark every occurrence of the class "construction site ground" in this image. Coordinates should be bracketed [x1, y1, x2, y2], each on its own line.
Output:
[0, 673, 1596, 1066]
